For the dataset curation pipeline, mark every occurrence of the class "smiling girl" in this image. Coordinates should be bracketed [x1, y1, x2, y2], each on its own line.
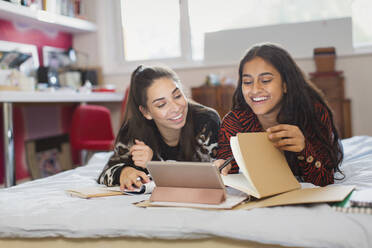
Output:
[217, 44, 343, 186]
[98, 65, 220, 190]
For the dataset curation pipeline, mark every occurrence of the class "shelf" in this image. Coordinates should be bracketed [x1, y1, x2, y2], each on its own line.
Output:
[0, 90, 123, 103]
[0, 1, 96, 33]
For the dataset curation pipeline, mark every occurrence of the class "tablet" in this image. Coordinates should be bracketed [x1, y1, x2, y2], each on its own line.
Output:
[147, 161, 225, 190]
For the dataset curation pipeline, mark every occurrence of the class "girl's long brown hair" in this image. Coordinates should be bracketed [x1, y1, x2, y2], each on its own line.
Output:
[118, 65, 202, 161]
[233, 44, 343, 175]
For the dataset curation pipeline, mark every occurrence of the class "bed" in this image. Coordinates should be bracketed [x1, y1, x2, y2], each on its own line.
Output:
[1, 135, 372, 248]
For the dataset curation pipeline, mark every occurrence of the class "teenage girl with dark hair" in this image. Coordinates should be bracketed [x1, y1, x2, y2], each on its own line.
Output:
[216, 43, 343, 186]
[98, 65, 220, 190]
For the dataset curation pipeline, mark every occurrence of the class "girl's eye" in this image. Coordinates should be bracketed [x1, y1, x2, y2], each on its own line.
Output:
[261, 78, 273, 84]
[243, 81, 253, 85]
[174, 94, 182, 99]
[157, 103, 166, 108]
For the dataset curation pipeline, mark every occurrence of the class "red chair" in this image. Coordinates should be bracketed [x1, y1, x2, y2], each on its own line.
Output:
[70, 105, 115, 165]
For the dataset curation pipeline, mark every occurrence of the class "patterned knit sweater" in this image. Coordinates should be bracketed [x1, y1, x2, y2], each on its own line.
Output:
[98, 104, 220, 186]
[217, 102, 337, 186]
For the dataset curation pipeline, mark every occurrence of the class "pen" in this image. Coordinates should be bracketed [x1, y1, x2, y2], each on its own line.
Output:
[219, 156, 234, 173]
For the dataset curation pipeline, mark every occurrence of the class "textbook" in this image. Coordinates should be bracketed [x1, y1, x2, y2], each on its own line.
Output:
[224, 132, 301, 198]
[67, 181, 155, 199]
[223, 132, 354, 209]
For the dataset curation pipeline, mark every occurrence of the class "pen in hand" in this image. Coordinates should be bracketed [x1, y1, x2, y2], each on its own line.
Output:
[219, 156, 234, 173]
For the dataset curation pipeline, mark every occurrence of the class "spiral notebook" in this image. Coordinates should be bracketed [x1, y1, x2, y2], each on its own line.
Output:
[332, 188, 372, 215]
[350, 188, 372, 207]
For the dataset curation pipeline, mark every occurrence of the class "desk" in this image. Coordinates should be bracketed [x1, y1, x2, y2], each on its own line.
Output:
[0, 90, 123, 187]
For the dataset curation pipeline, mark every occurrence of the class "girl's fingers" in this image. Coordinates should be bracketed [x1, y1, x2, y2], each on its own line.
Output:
[267, 124, 291, 133]
[221, 164, 231, 176]
[272, 138, 304, 152]
[130, 144, 147, 153]
[138, 172, 150, 183]
[135, 139, 145, 145]
[273, 137, 296, 147]
[212, 159, 232, 176]
[123, 179, 135, 190]
[268, 130, 291, 141]
[133, 179, 142, 188]
[131, 150, 144, 158]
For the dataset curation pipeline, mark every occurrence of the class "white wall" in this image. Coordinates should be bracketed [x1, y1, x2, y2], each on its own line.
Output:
[204, 18, 353, 62]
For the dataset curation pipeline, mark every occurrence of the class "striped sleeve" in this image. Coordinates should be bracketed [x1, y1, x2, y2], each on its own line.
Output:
[217, 111, 241, 173]
[294, 103, 335, 186]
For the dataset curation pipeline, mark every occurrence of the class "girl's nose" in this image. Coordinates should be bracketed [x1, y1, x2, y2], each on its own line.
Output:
[169, 99, 181, 112]
[251, 80, 262, 94]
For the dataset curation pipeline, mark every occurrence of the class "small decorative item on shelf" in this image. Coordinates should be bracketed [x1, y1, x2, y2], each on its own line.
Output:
[204, 74, 220, 86]
[313, 47, 336, 72]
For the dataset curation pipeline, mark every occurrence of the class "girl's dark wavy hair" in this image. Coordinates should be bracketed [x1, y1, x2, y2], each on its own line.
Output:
[233, 43, 343, 176]
[119, 65, 201, 161]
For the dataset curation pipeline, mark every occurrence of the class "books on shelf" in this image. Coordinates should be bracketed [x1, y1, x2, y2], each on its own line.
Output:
[223, 132, 354, 210]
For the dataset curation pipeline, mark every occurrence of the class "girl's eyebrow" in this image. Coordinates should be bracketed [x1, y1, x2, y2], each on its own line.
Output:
[259, 72, 274, 77]
[172, 87, 179, 94]
[242, 72, 273, 78]
[152, 97, 165, 104]
[242, 74, 252, 78]
[152, 87, 179, 104]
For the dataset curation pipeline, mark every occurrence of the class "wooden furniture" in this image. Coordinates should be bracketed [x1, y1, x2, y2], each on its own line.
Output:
[191, 85, 235, 119]
[310, 71, 352, 138]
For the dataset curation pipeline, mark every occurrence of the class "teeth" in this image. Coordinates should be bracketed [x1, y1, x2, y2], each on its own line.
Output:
[252, 96, 268, 102]
[170, 114, 182, 120]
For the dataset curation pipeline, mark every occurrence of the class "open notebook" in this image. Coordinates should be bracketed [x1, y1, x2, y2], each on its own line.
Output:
[222, 132, 354, 209]
[67, 180, 155, 199]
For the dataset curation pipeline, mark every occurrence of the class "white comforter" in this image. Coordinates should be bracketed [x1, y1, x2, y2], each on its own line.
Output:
[1, 136, 372, 248]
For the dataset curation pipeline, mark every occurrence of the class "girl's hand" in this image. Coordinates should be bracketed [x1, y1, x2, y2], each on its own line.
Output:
[130, 139, 153, 168]
[119, 166, 150, 191]
[267, 124, 305, 152]
[213, 159, 232, 176]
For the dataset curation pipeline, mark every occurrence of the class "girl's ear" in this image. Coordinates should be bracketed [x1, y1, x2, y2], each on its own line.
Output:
[139, 105, 152, 120]
[283, 82, 287, 94]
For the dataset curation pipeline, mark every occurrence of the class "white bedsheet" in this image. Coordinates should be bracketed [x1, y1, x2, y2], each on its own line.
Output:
[1, 136, 372, 248]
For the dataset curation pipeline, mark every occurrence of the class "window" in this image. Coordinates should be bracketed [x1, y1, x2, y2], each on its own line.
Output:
[119, 0, 372, 64]
[352, 0, 372, 47]
[121, 0, 181, 61]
